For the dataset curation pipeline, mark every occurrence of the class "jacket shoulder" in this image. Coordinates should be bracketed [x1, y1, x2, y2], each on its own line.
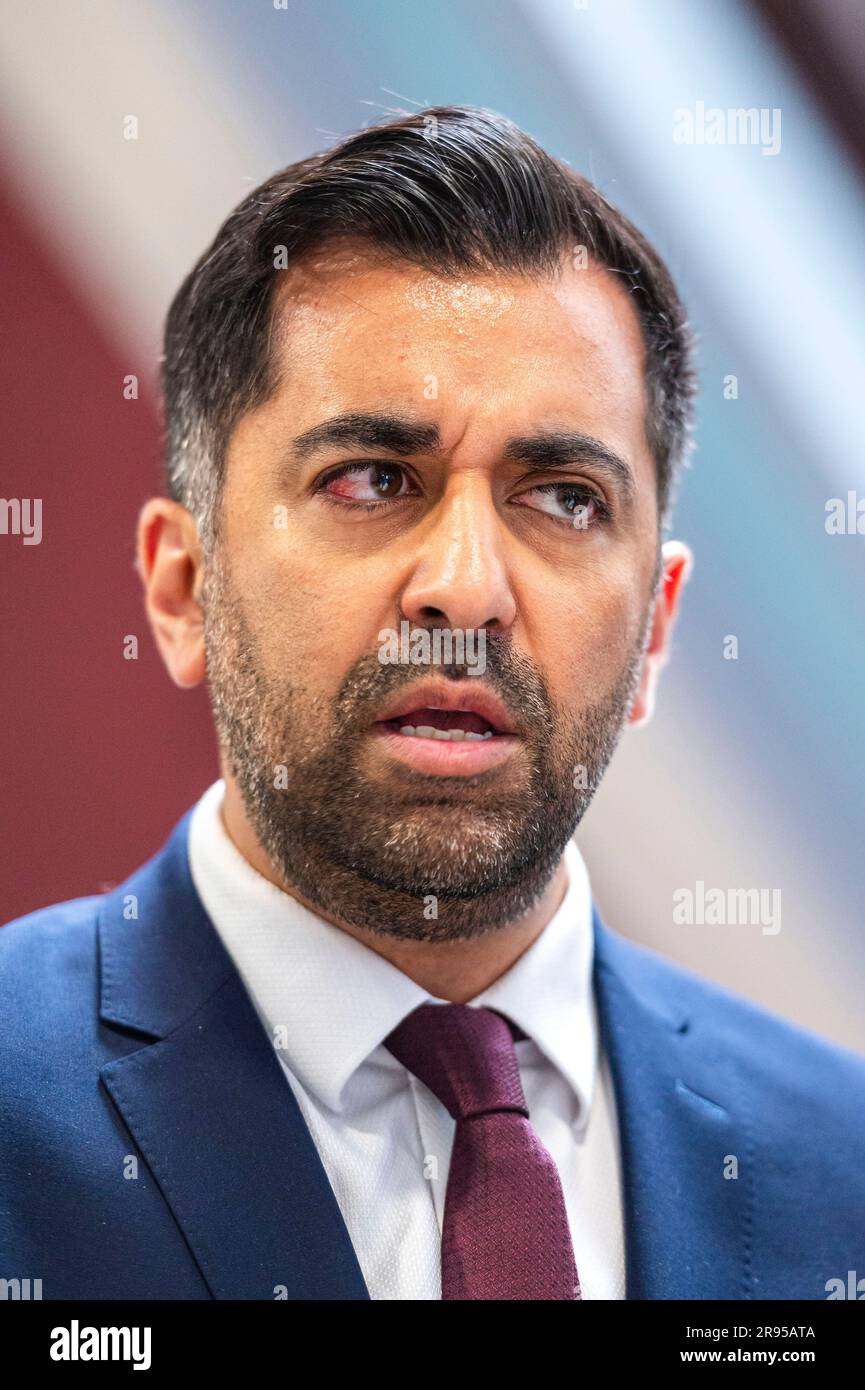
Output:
[0, 894, 104, 1013]
[1, 892, 104, 950]
[595, 916, 865, 1095]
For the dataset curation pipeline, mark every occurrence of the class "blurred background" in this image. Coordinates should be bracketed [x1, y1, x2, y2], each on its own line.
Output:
[1, 0, 863, 1049]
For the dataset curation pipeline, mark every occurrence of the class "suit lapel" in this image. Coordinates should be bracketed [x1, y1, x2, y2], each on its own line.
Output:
[97, 810, 752, 1301]
[593, 907, 753, 1299]
[97, 813, 370, 1300]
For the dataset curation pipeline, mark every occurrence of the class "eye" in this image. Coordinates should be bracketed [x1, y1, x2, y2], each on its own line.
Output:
[316, 461, 419, 505]
[512, 482, 610, 529]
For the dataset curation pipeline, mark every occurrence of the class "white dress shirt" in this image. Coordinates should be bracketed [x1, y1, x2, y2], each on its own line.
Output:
[187, 779, 626, 1300]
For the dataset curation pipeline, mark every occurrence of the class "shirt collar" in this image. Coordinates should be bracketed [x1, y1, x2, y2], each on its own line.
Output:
[187, 780, 597, 1125]
[472, 840, 597, 1128]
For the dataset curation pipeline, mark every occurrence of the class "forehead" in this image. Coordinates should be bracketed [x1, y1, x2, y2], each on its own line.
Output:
[262, 243, 653, 486]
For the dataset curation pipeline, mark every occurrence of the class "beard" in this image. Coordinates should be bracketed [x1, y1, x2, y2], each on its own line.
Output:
[202, 546, 651, 942]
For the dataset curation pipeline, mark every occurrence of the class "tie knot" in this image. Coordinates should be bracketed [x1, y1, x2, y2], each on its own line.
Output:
[383, 1002, 529, 1121]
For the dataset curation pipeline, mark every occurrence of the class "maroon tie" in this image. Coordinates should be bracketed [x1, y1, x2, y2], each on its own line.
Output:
[384, 1002, 582, 1300]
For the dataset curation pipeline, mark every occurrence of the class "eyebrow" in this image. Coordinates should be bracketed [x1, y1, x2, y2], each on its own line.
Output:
[290, 411, 637, 504]
[502, 432, 637, 504]
[292, 412, 441, 460]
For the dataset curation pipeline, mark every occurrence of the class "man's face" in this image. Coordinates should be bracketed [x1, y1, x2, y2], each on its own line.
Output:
[203, 244, 663, 938]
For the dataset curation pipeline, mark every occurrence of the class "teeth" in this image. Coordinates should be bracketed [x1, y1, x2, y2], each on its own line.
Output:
[397, 725, 493, 741]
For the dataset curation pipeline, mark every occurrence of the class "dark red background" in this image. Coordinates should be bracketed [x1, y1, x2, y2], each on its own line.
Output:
[0, 182, 216, 923]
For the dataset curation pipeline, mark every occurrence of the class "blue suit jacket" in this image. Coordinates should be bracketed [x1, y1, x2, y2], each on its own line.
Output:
[2, 809, 864, 1300]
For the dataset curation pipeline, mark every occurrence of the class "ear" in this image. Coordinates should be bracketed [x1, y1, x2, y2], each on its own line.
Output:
[136, 497, 206, 689]
[628, 540, 693, 727]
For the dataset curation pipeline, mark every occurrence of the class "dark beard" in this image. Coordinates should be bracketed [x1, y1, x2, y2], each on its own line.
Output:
[203, 549, 649, 942]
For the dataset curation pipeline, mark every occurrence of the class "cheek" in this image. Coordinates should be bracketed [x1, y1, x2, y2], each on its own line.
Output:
[537, 576, 645, 705]
[229, 539, 391, 687]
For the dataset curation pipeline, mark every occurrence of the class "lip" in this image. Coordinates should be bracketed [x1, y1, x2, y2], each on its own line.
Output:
[372, 679, 519, 737]
[371, 726, 521, 777]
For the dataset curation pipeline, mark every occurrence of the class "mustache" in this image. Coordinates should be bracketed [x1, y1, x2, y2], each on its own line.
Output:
[332, 628, 553, 737]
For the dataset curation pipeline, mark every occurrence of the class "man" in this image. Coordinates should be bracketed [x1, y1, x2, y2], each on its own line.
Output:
[2, 105, 864, 1302]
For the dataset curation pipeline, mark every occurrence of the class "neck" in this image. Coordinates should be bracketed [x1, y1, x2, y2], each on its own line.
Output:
[220, 778, 570, 1003]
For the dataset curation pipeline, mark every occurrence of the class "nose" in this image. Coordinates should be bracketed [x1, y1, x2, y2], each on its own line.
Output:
[399, 475, 517, 634]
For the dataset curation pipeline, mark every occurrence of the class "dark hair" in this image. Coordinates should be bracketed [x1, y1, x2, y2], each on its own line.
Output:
[161, 104, 696, 542]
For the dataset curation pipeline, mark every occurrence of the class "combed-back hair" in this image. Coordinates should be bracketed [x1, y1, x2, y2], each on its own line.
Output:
[161, 104, 696, 543]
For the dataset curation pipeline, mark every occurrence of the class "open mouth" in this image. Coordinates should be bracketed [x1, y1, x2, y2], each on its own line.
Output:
[377, 708, 499, 742]
[368, 682, 520, 776]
